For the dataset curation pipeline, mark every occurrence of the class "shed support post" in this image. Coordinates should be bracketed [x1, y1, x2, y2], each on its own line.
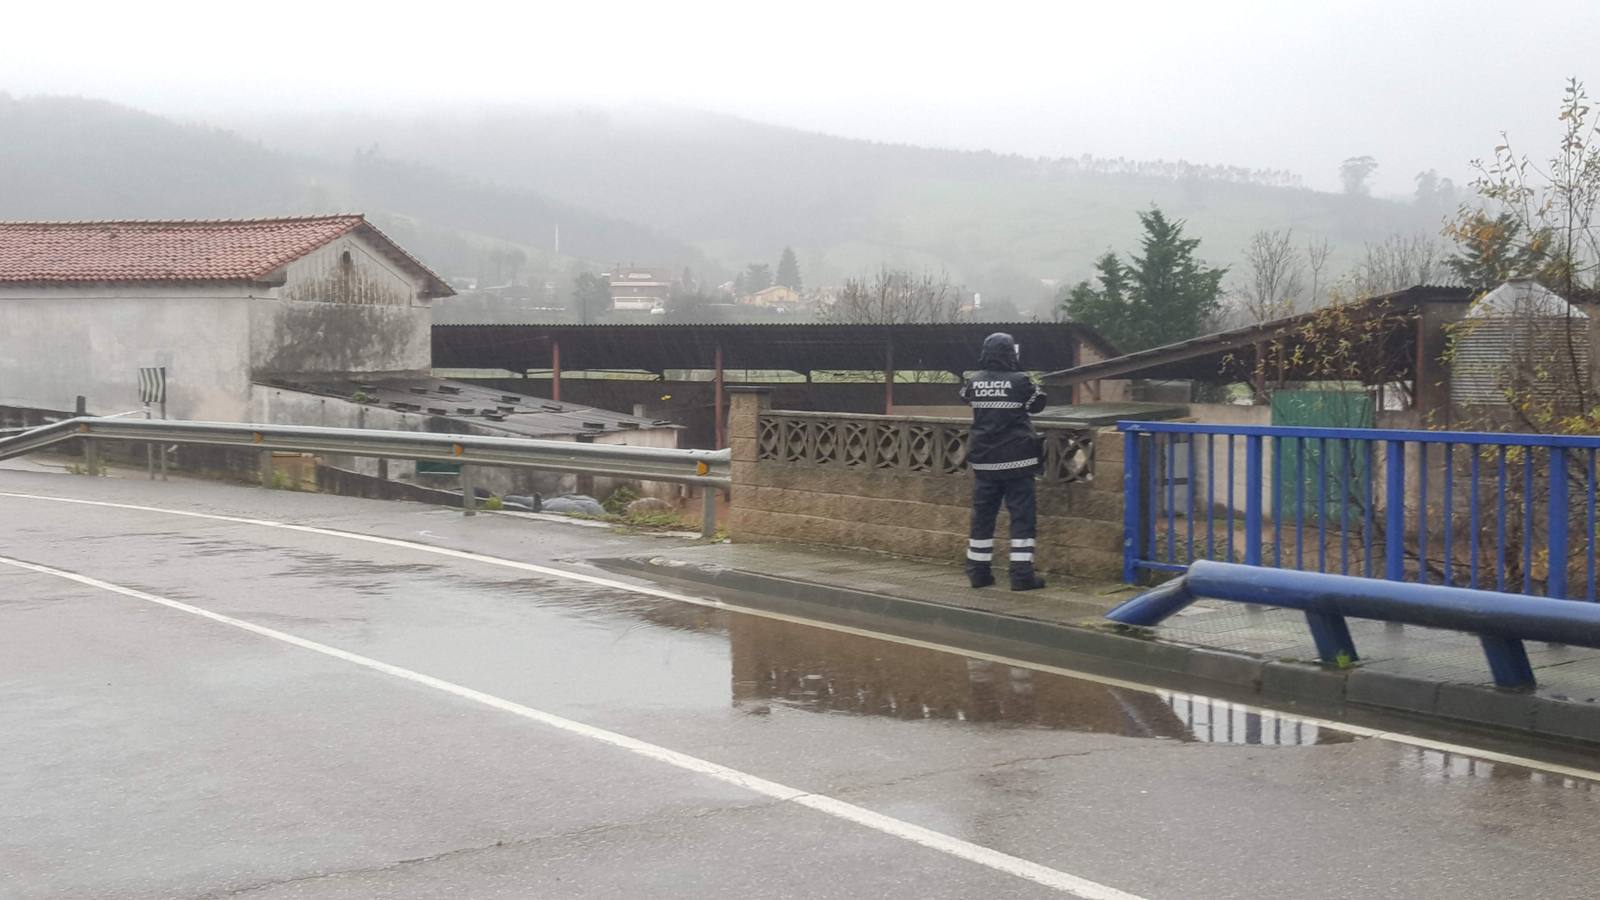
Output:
[1252, 342, 1267, 402]
[714, 344, 725, 450]
[551, 340, 562, 403]
[884, 339, 895, 415]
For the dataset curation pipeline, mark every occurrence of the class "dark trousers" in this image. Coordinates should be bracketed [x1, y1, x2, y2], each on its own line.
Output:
[966, 474, 1038, 575]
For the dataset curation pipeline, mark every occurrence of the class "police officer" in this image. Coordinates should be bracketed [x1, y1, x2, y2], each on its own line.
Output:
[959, 333, 1047, 591]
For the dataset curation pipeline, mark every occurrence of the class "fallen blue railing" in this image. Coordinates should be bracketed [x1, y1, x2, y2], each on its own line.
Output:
[1119, 421, 1600, 602]
[1107, 561, 1600, 689]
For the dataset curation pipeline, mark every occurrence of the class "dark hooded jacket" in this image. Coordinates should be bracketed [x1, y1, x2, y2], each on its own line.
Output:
[959, 334, 1047, 478]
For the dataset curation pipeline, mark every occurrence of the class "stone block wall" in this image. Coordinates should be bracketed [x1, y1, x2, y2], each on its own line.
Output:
[727, 388, 1126, 580]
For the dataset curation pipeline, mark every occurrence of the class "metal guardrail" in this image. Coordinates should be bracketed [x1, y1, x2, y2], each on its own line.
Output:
[0, 417, 730, 535]
[1107, 560, 1600, 689]
[0, 408, 144, 436]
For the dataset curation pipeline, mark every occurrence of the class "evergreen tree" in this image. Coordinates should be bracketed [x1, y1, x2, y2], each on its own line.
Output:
[571, 271, 612, 324]
[1446, 212, 1547, 292]
[776, 247, 803, 291]
[1128, 207, 1227, 348]
[738, 263, 772, 295]
[1058, 208, 1225, 352]
[1061, 253, 1132, 348]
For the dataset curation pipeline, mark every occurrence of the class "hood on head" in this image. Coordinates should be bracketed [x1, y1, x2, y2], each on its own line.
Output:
[979, 332, 1019, 371]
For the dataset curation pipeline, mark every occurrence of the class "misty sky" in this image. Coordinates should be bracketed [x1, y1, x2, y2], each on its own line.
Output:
[6, 0, 1597, 195]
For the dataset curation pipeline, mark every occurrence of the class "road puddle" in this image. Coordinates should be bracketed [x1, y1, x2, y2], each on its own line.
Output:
[727, 615, 1351, 745]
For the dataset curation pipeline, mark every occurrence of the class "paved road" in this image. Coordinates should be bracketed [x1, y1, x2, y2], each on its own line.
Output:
[4, 468, 1600, 899]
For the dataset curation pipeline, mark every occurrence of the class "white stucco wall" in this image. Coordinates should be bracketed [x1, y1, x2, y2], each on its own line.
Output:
[0, 286, 254, 420]
[0, 232, 438, 420]
[249, 233, 433, 377]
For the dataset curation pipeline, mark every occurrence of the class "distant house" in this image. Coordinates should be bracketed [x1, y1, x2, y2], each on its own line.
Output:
[605, 266, 673, 312]
[743, 285, 800, 308]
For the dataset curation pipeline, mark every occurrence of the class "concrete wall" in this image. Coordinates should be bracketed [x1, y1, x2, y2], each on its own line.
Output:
[1072, 342, 1130, 403]
[727, 390, 1125, 579]
[1181, 403, 1274, 519]
[250, 233, 432, 377]
[0, 287, 255, 420]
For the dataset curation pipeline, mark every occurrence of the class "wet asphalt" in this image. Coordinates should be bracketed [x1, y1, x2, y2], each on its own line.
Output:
[2, 467, 1599, 899]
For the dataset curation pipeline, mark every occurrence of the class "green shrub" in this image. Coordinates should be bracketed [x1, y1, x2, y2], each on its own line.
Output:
[602, 486, 639, 515]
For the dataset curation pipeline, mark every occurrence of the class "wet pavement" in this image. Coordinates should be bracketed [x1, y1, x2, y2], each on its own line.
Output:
[637, 540, 1600, 704]
[4, 468, 1600, 899]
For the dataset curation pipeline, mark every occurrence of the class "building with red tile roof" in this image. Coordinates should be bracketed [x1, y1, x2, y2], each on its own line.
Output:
[0, 215, 453, 295]
[0, 215, 454, 421]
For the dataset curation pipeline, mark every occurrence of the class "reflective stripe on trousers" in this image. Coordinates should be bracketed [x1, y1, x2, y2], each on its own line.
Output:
[966, 475, 1037, 570]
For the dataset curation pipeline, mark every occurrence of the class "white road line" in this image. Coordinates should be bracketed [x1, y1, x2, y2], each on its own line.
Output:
[5, 489, 1600, 787]
[0, 553, 1143, 900]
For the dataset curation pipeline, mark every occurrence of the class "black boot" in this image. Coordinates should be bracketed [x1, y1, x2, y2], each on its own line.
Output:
[1010, 564, 1046, 592]
[967, 564, 995, 589]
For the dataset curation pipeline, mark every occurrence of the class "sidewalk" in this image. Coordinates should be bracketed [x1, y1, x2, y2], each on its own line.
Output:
[601, 541, 1600, 746]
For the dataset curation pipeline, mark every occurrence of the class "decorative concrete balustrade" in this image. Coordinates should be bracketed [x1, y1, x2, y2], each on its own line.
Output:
[755, 409, 1095, 483]
[727, 388, 1124, 579]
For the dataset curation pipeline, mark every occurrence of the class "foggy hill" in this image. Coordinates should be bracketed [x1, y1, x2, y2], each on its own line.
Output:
[227, 104, 1449, 309]
[0, 94, 711, 282]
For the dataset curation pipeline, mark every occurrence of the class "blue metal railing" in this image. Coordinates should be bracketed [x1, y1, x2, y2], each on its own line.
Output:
[1119, 421, 1599, 601]
[1107, 561, 1600, 688]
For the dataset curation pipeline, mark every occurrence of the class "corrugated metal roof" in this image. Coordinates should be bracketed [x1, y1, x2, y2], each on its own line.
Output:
[1041, 285, 1475, 385]
[432, 321, 1117, 375]
[255, 376, 674, 438]
[1466, 279, 1588, 319]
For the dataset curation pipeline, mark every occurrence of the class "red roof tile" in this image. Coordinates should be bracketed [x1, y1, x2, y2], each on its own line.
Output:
[0, 215, 453, 297]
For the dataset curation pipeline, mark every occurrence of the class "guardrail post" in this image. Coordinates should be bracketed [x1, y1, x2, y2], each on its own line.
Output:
[1304, 610, 1358, 664]
[1244, 435, 1262, 566]
[1549, 447, 1570, 599]
[84, 437, 99, 477]
[259, 450, 274, 488]
[701, 487, 717, 539]
[1480, 635, 1535, 689]
[460, 465, 477, 516]
[1385, 440, 1406, 581]
[1122, 431, 1140, 583]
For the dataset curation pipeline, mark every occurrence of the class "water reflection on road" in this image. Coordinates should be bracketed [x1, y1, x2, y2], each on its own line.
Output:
[727, 615, 1347, 745]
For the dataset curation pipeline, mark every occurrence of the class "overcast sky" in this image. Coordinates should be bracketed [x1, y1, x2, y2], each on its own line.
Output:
[6, 0, 1597, 194]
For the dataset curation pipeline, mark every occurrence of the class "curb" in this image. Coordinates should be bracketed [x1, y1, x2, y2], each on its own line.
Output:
[600, 554, 1600, 749]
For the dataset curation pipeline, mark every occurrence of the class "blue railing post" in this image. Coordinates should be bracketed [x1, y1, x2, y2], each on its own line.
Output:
[1550, 447, 1570, 599]
[1123, 431, 1141, 583]
[1113, 421, 1600, 605]
[1385, 440, 1406, 581]
[1244, 435, 1262, 566]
